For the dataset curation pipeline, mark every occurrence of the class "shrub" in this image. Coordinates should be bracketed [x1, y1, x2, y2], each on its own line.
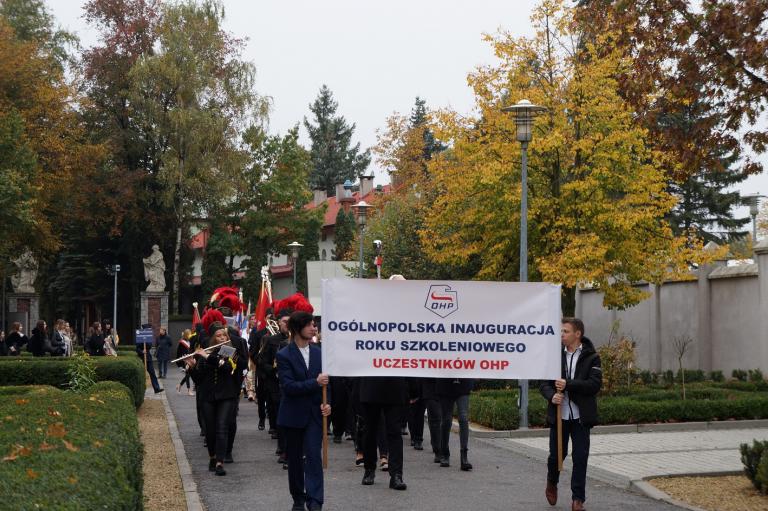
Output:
[733, 369, 748, 382]
[0, 356, 145, 407]
[710, 370, 725, 382]
[473, 379, 516, 391]
[67, 352, 97, 392]
[678, 369, 706, 383]
[639, 370, 657, 385]
[597, 336, 636, 395]
[0, 383, 143, 509]
[749, 369, 765, 383]
[741, 440, 768, 492]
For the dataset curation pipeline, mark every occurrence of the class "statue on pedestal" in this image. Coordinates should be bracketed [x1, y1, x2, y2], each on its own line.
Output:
[143, 245, 166, 292]
[10, 250, 38, 293]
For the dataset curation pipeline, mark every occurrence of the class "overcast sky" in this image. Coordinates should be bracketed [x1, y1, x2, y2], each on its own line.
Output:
[48, 0, 765, 220]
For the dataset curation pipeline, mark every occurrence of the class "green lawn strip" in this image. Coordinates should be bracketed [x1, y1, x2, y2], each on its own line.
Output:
[470, 383, 768, 430]
[0, 356, 146, 408]
[0, 382, 142, 510]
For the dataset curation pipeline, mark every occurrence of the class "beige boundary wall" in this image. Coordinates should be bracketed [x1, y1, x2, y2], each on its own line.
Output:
[575, 239, 768, 374]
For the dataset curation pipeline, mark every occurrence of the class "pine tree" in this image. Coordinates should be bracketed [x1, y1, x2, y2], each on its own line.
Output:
[409, 96, 445, 161]
[332, 209, 355, 260]
[304, 85, 370, 196]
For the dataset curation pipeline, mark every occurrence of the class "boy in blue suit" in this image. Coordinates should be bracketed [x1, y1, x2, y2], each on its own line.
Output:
[277, 311, 331, 511]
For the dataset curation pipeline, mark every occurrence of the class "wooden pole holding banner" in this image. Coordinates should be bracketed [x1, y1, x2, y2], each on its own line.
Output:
[556, 392, 563, 471]
[143, 343, 148, 373]
[322, 385, 328, 469]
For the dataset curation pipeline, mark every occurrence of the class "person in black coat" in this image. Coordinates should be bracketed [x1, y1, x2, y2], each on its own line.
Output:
[86, 322, 105, 356]
[186, 320, 248, 476]
[5, 322, 26, 356]
[436, 377, 474, 471]
[540, 318, 602, 511]
[249, 312, 273, 430]
[359, 375, 417, 490]
[155, 328, 173, 378]
[28, 320, 48, 357]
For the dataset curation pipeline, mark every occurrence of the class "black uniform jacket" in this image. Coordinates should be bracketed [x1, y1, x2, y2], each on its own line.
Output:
[190, 333, 249, 402]
[540, 336, 602, 427]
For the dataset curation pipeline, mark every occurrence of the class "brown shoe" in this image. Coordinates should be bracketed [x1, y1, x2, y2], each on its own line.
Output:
[572, 499, 585, 511]
[545, 481, 557, 505]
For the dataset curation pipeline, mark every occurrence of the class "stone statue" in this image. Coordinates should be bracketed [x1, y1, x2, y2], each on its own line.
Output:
[143, 244, 166, 292]
[10, 250, 38, 293]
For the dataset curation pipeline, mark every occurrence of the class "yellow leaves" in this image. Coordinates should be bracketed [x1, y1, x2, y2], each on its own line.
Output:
[62, 440, 79, 452]
[88, 397, 105, 404]
[3, 444, 32, 462]
[92, 440, 104, 449]
[26, 468, 38, 479]
[68, 476, 78, 485]
[46, 423, 66, 438]
[15, 399, 29, 406]
[38, 441, 57, 452]
[47, 408, 62, 417]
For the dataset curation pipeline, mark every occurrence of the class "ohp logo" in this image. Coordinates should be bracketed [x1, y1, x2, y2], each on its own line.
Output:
[425, 285, 458, 318]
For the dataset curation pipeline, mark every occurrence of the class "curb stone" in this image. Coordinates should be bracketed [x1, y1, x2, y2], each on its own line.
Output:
[631, 479, 710, 511]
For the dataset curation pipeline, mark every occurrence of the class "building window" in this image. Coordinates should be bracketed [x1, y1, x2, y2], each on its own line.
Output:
[321, 249, 327, 260]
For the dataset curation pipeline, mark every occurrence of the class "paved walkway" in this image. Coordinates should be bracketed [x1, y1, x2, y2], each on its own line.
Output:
[161, 372, 683, 511]
[489, 427, 766, 492]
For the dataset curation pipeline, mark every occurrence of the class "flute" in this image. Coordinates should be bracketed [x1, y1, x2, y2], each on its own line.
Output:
[170, 340, 231, 364]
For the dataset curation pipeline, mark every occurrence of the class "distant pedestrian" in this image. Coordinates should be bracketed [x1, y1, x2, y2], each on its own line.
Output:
[50, 320, 67, 356]
[137, 336, 164, 394]
[28, 320, 48, 357]
[86, 322, 105, 356]
[176, 329, 194, 395]
[155, 327, 173, 378]
[6, 322, 26, 356]
[540, 317, 602, 511]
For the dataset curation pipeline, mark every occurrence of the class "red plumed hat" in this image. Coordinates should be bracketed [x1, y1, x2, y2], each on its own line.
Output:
[209, 286, 244, 314]
[201, 309, 226, 336]
[281, 292, 314, 314]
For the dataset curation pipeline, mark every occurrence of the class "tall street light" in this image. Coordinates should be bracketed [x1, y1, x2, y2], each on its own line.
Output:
[502, 98, 548, 429]
[354, 200, 373, 278]
[744, 194, 765, 242]
[288, 241, 303, 293]
[107, 264, 120, 339]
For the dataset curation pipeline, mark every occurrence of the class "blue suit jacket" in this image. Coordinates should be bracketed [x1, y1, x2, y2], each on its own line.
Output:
[276, 342, 326, 429]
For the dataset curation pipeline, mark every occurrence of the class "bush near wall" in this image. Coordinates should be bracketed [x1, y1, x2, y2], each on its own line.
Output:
[470, 385, 768, 430]
[0, 356, 146, 408]
[0, 382, 142, 510]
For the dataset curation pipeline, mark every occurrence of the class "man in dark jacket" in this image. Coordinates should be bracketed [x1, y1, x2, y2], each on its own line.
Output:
[540, 317, 602, 511]
[258, 308, 292, 464]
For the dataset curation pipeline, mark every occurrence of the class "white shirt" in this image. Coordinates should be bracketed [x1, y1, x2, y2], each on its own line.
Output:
[298, 345, 310, 369]
[561, 344, 582, 420]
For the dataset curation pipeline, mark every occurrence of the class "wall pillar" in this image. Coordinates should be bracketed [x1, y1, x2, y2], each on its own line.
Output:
[697, 242, 726, 373]
[755, 240, 768, 372]
[140, 291, 168, 336]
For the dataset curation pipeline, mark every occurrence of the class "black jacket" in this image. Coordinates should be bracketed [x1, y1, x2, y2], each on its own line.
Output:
[87, 334, 106, 356]
[28, 328, 47, 357]
[359, 376, 419, 405]
[540, 337, 602, 427]
[435, 378, 474, 398]
[155, 334, 173, 360]
[189, 338, 249, 402]
[257, 332, 288, 384]
[6, 331, 25, 355]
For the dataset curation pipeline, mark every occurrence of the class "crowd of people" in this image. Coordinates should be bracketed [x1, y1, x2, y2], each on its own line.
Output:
[0, 318, 125, 358]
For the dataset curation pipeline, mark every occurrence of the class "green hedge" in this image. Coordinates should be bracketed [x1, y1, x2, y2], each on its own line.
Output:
[470, 387, 768, 430]
[0, 382, 143, 510]
[0, 356, 146, 408]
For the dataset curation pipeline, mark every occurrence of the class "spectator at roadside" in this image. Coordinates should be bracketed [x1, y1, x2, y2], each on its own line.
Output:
[28, 320, 48, 357]
[156, 327, 173, 378]
[50, 320, 67, 356]
[6, 322, 26, 356]
[86, 322, 106, 356]
[0, 330, 6, 356]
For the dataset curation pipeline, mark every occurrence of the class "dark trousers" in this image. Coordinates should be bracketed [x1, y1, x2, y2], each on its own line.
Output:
[227, 399, 239, 456]
[547, 419, 590, 503]
[196, 389, 206, 435]
[284, 423, 324, 507]
[408, 398, 426, 442]
[329, 377, 349, 439]
[179, 372, 191, 389]
[140, 354, 161, 392]
[362, 403, 404, 476]
[255, 376, 268, 422]
[202, 398, 238, 461]
[424, 398, 442, 454]
[439, 394, 469, 457]
[158, 359, 169, 378]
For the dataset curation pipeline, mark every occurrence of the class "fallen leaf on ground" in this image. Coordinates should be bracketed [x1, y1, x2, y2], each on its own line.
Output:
[47, 423, 66, 438]
[15, 399, 28, 405]
[39, 441, 56, 451]
[47, 408, 61, 417]
[26, 469, 38, 479]
[62, 440, 79, 452]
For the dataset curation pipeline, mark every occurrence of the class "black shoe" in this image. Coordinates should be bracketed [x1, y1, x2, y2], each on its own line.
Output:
[401, 427, 408, 436]
[154, 388, 164, 394]
[278, 454, 287, 464]
[333, 436, 342, 444]
[460, 449, 473, 471]
[433, 453, 441, 463]
[413, 440, 423, 451]
[224, 453, 234, 464]
[208, 458, 216, 472]
[258, 420, 265, 431]
[282, 461, 288, 470]
[389, 474, 407, 490]
[355, 456, 365, 467]
[440, 456, 450, 467]
[362, 469, 375, 485]
[203, 439, 207, 448]
[268, 428, 276, 435]
[215, 464, 226, 476]
[307, 503, 322, 511]
[291, 505, 304, 511]
[271, 432, 279, 440]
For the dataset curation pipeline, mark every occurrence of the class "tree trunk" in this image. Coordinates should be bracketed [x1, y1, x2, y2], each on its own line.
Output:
[172, 223, 182, 315]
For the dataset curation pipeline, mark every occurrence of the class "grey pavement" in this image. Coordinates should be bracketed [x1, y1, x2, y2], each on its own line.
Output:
[161, 372, 683, 511]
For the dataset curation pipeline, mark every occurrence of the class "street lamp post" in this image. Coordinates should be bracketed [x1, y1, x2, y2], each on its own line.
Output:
[107, 264, 120, 339]
[354, 201, 373, 278]
[502, 99, 548, 429]
[744, 194, 764, 242]
[287, 241, 303, 293]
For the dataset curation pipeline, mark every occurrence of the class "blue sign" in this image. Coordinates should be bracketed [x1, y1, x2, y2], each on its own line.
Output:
[135, 328, 154, 344]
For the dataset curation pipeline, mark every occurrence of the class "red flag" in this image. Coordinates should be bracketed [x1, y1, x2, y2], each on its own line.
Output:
[254, 281, 272, 330]
[192, 302, 202, 328]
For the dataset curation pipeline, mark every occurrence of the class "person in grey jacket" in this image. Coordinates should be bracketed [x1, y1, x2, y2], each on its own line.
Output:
[155, 327, 173, 378]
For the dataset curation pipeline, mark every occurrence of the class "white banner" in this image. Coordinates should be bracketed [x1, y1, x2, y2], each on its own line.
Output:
[321, 279, 561, 379]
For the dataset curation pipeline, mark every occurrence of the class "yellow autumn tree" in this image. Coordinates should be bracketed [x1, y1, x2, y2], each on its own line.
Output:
[421, 0, 709, 308]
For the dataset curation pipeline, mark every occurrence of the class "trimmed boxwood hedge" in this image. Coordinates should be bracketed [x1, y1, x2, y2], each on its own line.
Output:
[0, 382, 142, 510]
[0, 356, 146, 408]
[470, 385, 768, 430]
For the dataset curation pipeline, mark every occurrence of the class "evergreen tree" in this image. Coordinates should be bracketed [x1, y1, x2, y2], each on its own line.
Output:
[304, 85, 370, 196]
[409, 96, 445, 161]
[332, 209, 355, 260]
[657, 98, 749, 242]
